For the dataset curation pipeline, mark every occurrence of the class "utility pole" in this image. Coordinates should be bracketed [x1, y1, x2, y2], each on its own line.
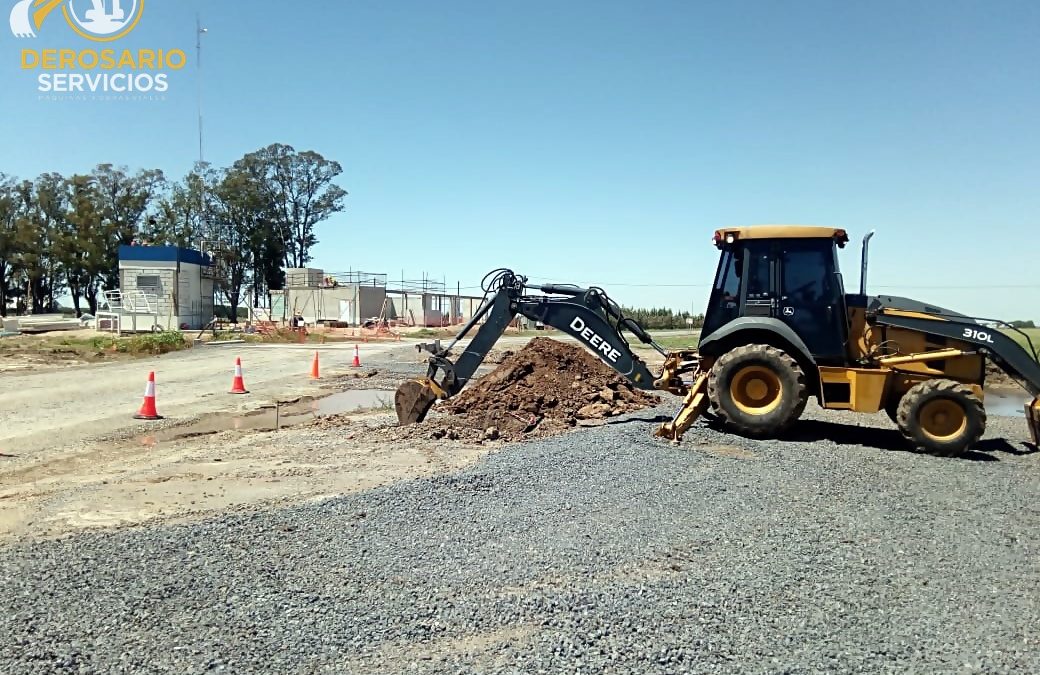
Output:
[196, 14, 209, 242]
[196, 13, 207, 169]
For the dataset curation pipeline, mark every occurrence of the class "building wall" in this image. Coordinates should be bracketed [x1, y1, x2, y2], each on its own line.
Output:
[284, 288, 323, 324]
[116, 260, 214, 331]
[272, 282, 487, 328]
[358, 286, 385, 322]
[385, 292, 425, 325]
[319, 286, 362, 323]
[118, 261, 176, 330]
[175, 261, 213, 329]
[459, 296, 487, 322]
[283, 284, 384, 325]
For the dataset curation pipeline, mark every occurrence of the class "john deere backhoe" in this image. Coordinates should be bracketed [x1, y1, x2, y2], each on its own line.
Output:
[395, 226, 1040, 456]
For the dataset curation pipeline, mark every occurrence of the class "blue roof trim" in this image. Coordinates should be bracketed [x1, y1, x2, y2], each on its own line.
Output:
[119, 245, 213, 266]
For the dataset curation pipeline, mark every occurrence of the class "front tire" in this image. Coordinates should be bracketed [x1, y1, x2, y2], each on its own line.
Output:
[707, 344, 808, 438]
[896, 379, 986, 456]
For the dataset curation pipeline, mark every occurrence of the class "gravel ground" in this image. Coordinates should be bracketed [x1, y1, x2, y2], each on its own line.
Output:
[2, 404, 1039, 674]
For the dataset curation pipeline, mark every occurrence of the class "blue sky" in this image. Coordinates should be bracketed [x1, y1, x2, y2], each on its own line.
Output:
[1, 0, 1037, 320]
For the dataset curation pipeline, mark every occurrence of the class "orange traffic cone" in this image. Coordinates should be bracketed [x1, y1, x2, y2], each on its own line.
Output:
[310, 351, 320, 379]
[352, 344, 361, 368]
[134, 371, 163, 420]
[229, 357, 249, 394]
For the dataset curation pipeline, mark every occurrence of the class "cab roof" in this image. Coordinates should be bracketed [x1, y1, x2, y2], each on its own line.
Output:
[713, 225, 849, 248]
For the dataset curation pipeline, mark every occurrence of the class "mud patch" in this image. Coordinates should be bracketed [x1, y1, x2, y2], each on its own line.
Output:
[391, 337, 660, 442]
[134, 389, 391, 446]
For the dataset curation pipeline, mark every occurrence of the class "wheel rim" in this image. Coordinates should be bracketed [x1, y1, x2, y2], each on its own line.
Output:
[729, 365, 783, 415]
[918, 398, 967, 442]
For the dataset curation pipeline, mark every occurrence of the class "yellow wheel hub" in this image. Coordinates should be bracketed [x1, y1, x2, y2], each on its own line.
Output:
[919, 398, 967, 441]
[730, 366, 783, 415]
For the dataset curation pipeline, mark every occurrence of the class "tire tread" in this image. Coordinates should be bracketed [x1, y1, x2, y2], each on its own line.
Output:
[707, 344, 808, 437]
[895, 378, 986, 456]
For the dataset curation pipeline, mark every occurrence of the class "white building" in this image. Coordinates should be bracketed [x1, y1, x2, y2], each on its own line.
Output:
[98, 245, 215, 333]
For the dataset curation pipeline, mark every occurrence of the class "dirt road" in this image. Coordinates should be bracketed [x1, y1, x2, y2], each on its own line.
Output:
[0, 340, 408, 454]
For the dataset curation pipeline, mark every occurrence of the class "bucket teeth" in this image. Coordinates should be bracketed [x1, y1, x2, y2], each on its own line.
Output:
[395, 379, 441, 425]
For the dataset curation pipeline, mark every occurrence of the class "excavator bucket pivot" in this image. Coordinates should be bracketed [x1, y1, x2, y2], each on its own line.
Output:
[395, 379, 441, 426]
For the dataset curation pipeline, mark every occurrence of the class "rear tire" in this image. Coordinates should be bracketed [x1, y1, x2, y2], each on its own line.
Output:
[707, 344, 808, 438]
[895, 379, 986, 456]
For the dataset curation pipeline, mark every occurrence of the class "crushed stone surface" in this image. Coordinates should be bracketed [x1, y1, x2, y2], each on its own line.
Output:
[2, 402, 1038, 674]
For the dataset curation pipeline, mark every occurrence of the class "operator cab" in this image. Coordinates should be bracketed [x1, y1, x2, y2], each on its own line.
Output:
[701, 225, 851, 365]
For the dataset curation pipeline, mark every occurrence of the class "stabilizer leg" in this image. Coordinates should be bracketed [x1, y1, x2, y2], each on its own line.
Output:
[1027, 397, 1040, 447]
[655, 371, 710, 443]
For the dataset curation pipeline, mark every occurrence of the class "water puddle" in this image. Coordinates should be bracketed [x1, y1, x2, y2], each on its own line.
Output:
[314, 389, 393, 415]
[136, 389, 392, 446]
[985, 389, 1030, 418]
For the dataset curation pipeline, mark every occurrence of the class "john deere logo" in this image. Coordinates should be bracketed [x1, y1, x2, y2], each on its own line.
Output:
[9, 0, 185, 99]
[10, 0, 143, 41]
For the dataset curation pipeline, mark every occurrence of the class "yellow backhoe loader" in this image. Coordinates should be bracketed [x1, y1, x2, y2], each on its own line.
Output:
[395, 226, 1040, 456]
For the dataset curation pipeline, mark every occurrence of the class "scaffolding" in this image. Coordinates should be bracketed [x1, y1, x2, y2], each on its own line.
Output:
[314, 271, 388, 288]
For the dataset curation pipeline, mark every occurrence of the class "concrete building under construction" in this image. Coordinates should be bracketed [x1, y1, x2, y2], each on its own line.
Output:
[266, 268, 486, 328]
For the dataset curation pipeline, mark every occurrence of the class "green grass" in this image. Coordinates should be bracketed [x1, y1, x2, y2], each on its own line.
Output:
[86, 331, 190, 355]
[2, 331, 193, 358]
[1005, 327, 1040, 359]
[629, 332, 702, 351]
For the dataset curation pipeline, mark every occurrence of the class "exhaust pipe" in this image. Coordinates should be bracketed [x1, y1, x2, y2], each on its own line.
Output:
[859, 230, 875, 295]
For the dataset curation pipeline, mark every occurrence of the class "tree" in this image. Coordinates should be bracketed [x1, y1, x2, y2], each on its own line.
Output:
[13, 174, 67, 313]
[91, 164, 165, 291]
[235, 143, 347, 269]
[0, 144, 345, 318]
[209, 166, 272, 320]
[145, 162, 218, 248]
[0, 174, 21, 316]
[58, 174, 108, 315]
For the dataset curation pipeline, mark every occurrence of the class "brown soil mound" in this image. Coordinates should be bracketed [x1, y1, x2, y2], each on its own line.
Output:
[392, 337, 661, 442]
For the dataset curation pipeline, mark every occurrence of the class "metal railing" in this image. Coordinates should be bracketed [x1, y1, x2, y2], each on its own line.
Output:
[95, 290, 162, 335]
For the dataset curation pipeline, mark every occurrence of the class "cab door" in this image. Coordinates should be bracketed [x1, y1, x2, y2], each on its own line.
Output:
[776, 238, 847, 363]
[740, 240, 778, 318]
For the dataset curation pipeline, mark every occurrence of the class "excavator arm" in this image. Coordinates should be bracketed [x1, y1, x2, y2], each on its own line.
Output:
[394, 269, 699, 427]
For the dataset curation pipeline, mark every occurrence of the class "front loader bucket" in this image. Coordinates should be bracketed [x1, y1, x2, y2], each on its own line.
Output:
[1027, 398, 1040, 447]
[395, 379, 440, 426]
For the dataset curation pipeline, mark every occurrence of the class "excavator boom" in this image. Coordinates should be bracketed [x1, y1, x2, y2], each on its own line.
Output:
[394, 269, 697, 425]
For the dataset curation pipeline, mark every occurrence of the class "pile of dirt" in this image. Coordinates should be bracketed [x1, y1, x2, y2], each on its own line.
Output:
[985, 359, 1020, 388]
[392, 337, 660, 442]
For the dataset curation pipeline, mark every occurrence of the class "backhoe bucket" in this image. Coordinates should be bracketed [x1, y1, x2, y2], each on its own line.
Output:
[395, 379, 440, 425]
[1027, 398, 1040, 447]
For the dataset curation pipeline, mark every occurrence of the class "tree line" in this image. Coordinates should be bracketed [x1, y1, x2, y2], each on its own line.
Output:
[621, 306, 705, 330]
[0, 143, 347, 319]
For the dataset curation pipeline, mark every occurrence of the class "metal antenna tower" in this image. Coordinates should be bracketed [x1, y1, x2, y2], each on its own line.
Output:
[196, 13, 207, 169]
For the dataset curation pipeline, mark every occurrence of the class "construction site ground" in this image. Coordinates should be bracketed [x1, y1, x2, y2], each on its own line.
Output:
[0, 330, 1034, 543]
[2, 332, 1039, 672]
